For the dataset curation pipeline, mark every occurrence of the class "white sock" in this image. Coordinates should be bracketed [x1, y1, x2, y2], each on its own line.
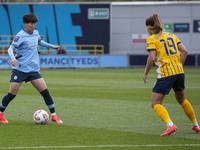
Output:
[192, 122, 199, 127]
[51, 113, 56, 116]
[167, 122, 174, 127]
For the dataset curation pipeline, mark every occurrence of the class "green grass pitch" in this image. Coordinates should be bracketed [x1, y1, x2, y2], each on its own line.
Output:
[0, 68, 200, 150]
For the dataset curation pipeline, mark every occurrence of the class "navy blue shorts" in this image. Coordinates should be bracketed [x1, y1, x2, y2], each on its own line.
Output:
[10, 69, 42, 83]
[153, 74, 185, 94]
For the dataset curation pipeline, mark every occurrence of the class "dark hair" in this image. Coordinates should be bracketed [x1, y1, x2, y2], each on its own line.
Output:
[23, 13, 38, 23]
[145, 14, 163, 34]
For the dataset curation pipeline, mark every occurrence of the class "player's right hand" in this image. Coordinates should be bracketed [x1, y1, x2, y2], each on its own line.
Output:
[143, 74, 148, 84]
[11, 58, 18, 67]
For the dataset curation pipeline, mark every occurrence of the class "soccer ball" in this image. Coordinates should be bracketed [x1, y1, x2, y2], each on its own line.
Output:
[33, 109, 49, 125]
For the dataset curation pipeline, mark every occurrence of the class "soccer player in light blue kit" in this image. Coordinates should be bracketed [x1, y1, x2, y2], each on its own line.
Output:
[0, 13, 63, 124]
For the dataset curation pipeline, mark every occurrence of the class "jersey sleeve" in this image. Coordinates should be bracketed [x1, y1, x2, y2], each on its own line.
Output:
[174, 35, 181, 45]
[12, 34, 23, 48]
[38, 34, 41, 42]
[8, 45, 15, 60]
[34, 30, 42, 42]
[36, 30, 53, 48]
[38, 40, 53, 48]
[146, 36, 156, 52]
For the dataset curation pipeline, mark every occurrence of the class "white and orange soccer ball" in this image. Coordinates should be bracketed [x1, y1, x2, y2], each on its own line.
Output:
[33, 109, 49, 125]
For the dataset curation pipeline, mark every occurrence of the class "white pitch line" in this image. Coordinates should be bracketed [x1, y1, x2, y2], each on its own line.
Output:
[0, 144, 200, 149]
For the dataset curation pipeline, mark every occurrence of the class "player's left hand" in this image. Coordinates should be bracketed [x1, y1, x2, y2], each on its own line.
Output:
[53, 45, 62, 51]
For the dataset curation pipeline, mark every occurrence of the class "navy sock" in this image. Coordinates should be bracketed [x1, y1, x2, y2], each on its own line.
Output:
[40, 89, 55, 113]
[0, 93, 16, 112]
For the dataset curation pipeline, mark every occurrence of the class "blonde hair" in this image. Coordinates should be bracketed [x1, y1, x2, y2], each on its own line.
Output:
[145, 14, 163, 34]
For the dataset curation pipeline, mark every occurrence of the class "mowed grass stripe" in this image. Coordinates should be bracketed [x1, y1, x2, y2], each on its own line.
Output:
[1, 144, 200, 149]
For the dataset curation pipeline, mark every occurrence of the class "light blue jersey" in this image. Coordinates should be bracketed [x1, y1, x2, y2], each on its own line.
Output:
[8, 29, 53, 73]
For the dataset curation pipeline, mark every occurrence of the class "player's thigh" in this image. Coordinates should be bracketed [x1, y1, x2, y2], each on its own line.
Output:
[9, 82, 22, 95]
[31, 78, 47, 93]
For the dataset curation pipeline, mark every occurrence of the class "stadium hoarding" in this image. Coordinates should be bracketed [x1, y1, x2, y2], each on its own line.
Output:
[40, 55, 128, 68]
[100, 55, 128, 67]
[0, 55, 128, 69]
[0, 56, 11, 68]
[40, 55, 99, 68]
[40, 55, 70, 68]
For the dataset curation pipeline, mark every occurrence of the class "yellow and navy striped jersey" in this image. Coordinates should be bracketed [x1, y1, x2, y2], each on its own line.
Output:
[146, 32, 184, 78]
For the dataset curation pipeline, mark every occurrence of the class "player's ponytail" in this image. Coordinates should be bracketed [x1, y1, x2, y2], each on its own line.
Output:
[145, 14, 163, 34]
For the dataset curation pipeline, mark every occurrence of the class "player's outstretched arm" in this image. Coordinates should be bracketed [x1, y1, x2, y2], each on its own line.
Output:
[38, 40, 61, 51]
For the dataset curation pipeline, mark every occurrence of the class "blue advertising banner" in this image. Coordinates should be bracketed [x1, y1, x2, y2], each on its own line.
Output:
[70, 56, 99, 68]
[40, 55, 99, 68]
[40, 55, 70, 68]
[0, 55, 128, 68]
[40, 55, 127, 68]
[100, 55, 127, 67]
[0, 56, 11, 68]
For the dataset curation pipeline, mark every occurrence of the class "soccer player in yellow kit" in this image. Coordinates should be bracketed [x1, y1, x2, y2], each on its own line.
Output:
[143, 14, 200, 136]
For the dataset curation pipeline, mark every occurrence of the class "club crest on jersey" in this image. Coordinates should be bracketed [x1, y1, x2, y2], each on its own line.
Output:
[14, 36, 20, 42]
